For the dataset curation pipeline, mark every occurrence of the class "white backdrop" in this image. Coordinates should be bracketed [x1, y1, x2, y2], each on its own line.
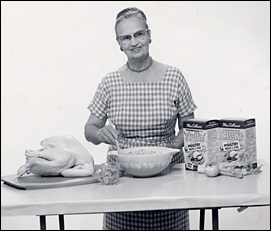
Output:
[1, 1, 270, 230]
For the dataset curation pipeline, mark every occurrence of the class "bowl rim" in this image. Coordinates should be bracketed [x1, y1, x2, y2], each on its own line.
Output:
[108, 146, 180, 157]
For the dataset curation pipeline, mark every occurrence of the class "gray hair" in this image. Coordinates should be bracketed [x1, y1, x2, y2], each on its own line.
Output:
[115, 7, 149, 38]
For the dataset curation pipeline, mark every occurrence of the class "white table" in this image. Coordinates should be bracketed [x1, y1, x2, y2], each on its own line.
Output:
[1, 159, 270, 230]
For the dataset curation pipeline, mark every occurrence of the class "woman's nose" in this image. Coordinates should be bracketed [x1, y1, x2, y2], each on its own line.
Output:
[130, 36, 139, 46]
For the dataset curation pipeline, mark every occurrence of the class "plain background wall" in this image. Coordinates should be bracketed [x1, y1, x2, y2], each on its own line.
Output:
[1, 1, 270, 230]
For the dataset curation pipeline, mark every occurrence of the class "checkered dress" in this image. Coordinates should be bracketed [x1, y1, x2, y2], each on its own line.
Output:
[88, 66, 197, 230]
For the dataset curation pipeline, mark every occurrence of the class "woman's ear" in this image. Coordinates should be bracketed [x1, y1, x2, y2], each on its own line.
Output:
[147, 29, 152, 44]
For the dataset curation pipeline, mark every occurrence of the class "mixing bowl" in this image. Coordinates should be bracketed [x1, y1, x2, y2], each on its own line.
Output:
[107, 146, 180, 177]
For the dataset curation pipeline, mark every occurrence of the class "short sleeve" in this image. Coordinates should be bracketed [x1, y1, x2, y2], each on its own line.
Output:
[87, 76, 109, 121]
[176, 70, 197, 117]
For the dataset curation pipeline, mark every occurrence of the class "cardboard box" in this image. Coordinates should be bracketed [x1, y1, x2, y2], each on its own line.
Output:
[183, 118, 221, 171]
[219, 117, 257, 168]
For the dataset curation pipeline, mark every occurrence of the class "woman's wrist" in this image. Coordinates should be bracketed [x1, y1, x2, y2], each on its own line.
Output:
[96, 129, 103, 144]
[173, 140, 182, 149]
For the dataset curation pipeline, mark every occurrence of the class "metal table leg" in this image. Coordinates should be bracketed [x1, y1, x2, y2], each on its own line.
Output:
[59, 214, 65, 230]
[212, 208, 219, 230]
[199, 209, 205, 230]
[39, 215, 46, 230]
[39, 215, 65, 230]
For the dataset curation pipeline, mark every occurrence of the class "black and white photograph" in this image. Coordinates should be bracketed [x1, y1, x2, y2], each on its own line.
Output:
[1, 1, 270, 230]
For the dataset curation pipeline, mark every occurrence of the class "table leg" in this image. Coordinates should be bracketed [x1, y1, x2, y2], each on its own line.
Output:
[199, 209, 205, 230]
[212, 208, 219, 230]
[59, 215, 65, 230]
[39, 215, 46, 230]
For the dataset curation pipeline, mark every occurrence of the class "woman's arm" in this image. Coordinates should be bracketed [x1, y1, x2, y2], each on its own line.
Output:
[167, 112, 195, 149]
[84, 114, 118, 145]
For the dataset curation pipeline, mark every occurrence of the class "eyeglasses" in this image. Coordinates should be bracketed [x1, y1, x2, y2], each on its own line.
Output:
[117, 29, 149, 45]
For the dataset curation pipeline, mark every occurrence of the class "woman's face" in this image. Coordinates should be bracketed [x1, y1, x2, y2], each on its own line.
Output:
[116, 17, 150, 60]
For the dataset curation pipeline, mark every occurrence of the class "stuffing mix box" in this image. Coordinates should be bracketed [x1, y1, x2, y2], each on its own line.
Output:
[183, 118, 221, 171]
[219, 117, 257, 169]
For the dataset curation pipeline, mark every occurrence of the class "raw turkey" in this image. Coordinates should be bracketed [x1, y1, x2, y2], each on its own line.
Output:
[17, 135, 95, 177]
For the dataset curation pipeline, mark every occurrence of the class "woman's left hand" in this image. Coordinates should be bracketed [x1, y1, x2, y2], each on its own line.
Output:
[166, 140, 182, 150]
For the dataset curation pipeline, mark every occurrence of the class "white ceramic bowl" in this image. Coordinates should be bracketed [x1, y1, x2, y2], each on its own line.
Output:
[107, 146, 180, 177]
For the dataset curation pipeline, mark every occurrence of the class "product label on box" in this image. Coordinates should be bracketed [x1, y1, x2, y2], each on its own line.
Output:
[219, 118, 257, 169]
[222, 141, 241, 151]
[183, 119, 220, 171]
[187, 142, 202, 151]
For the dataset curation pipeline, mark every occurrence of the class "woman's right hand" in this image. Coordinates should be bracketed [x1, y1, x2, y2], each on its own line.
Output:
[97, 125, 119, 145]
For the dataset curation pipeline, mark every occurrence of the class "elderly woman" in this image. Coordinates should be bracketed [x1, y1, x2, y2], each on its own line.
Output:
[84, 6, 197, 230]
